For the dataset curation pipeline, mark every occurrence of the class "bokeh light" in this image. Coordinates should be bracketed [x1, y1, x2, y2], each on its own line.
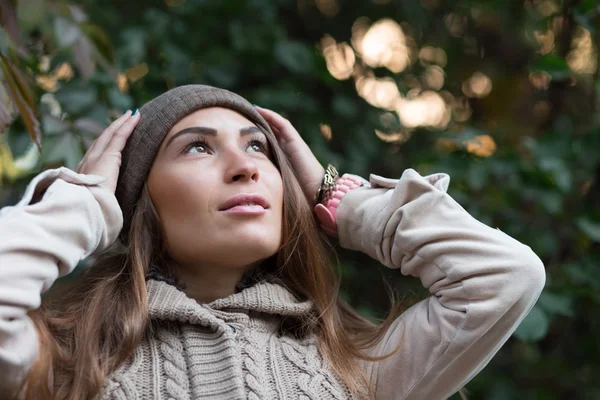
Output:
[567, 26, 598, 75]
[534, 30, 555, 55]
[529, 71, 552, 90]
[421, 65, 445, 90]
[466, 135, 497, 157]
[320, 123, 332, 141]
[320, 35, 355, 80]
[462, 72, 493, 98]
[358, 19, 410, 73]
[355, 74, 401, 111]
[419, 46, 447, 67]
[396, 90, 450, 129]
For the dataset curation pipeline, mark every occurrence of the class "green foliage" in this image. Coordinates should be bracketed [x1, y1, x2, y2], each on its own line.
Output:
[1, 0, 600, 398]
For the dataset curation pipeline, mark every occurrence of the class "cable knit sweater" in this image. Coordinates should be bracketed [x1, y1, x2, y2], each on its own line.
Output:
[0, 167, 546, 399]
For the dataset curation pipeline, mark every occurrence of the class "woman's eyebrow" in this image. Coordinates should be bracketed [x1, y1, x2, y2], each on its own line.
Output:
[165, 126, 263, 149]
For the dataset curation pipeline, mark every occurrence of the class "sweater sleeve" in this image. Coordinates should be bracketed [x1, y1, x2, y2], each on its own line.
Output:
[335, 169, 546, 400]
[0, 167, 123, 396]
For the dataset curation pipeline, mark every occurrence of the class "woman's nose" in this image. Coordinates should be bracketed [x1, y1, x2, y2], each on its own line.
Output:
[225, 149, 260, 183]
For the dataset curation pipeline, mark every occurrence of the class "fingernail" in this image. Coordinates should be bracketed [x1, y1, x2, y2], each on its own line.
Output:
[253, 104, 260, 108]
[125, 109, 131, 114]
[132, 108, 139, 116]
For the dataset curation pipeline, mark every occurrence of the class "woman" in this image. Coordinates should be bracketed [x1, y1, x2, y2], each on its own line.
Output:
[0, 85, 545, 400]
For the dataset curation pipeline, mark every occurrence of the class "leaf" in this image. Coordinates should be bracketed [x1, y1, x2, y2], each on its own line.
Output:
[0, 26, 11, 53]
[275, 40, 314, 73]
[579, 0, 597, 13]
[0, 0, 22, 47]
[3, 54, 35, 107]
[539, 158, 572, 192]
[565, 261, 600, 288]
[16, 0, 45, 31]
[74, 118, 104, 136]
[0, 80, 16, 131]
[54, 17, 81, 48]
[537, 291, 574, 317]
[42, 132, 83, 170]
[73, 38, 95, 78]
[530, 54, 572, 80]
[107, 87, 133, 110]
[42, 115, 70, 135]
[12, 141, 40, 171]
[513, 305, 550, 342]
[0, 55, 41, 149]
[577, 218, 600, 242]
[81, 22, 114, 58]
[55, 87, 97, 114]
[68, 4, 88, 23]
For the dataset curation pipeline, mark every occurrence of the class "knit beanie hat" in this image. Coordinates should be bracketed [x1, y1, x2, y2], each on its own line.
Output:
[115, 84, 276, 243]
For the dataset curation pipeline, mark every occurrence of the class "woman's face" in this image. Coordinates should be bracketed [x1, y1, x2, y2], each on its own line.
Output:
[147, 107, 283, 271]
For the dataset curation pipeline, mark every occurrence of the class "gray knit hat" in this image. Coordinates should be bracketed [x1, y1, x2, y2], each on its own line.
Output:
[115, 84, 277, 243]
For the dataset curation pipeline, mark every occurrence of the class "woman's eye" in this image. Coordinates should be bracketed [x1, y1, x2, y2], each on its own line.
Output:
[247, 140, 267, 153]
[185, 140, 208, 154]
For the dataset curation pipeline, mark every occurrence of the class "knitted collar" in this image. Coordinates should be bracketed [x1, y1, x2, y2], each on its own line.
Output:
[146, 279, 315, 332]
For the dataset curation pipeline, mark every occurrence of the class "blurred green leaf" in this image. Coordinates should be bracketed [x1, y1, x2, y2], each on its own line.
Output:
[0, 55, 41, 148]
[577, 218, 600, 242]
[107, 87, 133, 110]
[41, 115, 70, 135]
[538, 291, 574, 317]
[55, 87, 98, 114]
[0, 26, 11, 53]
[16, 0, 45, 31]
[530, 53, 572, 80]
[275, 40, 314, 73]
[540, 158, 572, 192]
[42, 132, 82, 170]
[514, 305, 550, 342]
[54, 17, 81, 48]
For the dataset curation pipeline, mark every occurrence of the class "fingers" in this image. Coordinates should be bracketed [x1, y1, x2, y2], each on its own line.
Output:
[255, 107, 298, 143]
[103, 111, 141, 154]
[87, 110, 134, 155]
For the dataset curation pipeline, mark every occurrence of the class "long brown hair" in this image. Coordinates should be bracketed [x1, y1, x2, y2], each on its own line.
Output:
[18, 124, 467, 399]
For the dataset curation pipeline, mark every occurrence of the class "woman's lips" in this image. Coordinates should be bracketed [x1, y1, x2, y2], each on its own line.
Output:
[220, 205, 267, 215]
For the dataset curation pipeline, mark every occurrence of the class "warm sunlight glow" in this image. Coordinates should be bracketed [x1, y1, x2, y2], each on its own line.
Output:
[360, 19, 410, 73]
[54, 63, 74, 80]
[320, 35, 355, 80]
[117, 73, 129, 92]
[529, 71, 552, 90]
[453, 96, 472, 122]
[355, 75, 401, 110]
[567, 26, 598, 75]
[375, 129, 411, 143]
[466, 135, 497, 157]
[396, 90, 449, 129]
[320, 123, 332, 140]
[419, 46, 447, 67]
[351, 17, 370, 56]
[36, 63, 73, 93]
[421, 65, 445, 90]
[462, 72, 492, 98]
[534, 30, 555, 55]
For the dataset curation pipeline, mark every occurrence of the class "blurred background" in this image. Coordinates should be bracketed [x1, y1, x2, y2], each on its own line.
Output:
[1, 0, 599, 398]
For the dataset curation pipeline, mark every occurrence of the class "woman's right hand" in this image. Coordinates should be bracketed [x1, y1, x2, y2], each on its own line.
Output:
[76, 109, 141, 194]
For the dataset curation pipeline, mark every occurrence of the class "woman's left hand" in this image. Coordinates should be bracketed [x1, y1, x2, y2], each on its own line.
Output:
[255, 106, 324, 205]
